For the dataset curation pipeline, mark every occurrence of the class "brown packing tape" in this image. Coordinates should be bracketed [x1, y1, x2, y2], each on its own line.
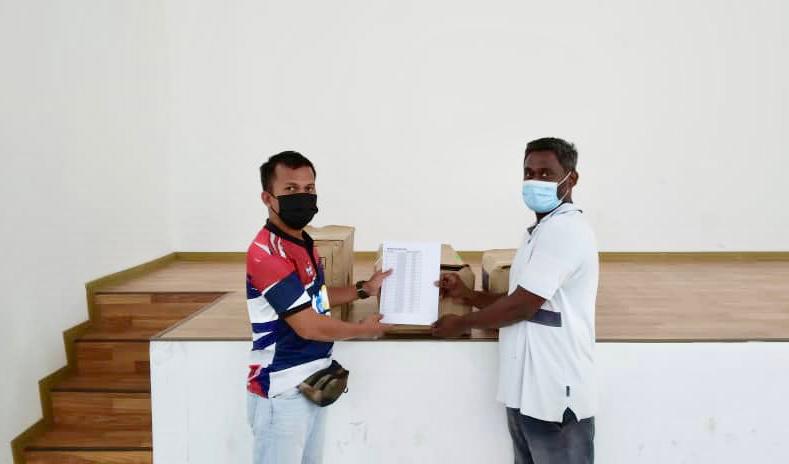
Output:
[376, 244, 475, 335]
[481, 249, 517, 294]
[305, 225, 355, 320]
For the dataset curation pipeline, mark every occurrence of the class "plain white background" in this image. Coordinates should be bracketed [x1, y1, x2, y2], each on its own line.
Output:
[165, 0, 789, 252]
[1, 1, 788, 463]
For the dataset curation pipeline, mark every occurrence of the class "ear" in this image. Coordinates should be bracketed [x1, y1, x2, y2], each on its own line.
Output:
[562, 171, 578, 198]
[261, 191, 274, 210]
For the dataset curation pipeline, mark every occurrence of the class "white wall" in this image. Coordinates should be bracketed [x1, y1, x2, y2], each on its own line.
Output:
[164, 0, 789, 252]
[0, 2, 171, 462]
[151, 340, 789, 464]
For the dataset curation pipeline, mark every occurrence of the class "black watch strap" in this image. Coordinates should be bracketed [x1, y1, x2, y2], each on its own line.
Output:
[355, 281, 370, 300]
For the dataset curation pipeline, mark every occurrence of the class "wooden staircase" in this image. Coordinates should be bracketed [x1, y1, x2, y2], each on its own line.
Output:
[20, 292, 222, 464]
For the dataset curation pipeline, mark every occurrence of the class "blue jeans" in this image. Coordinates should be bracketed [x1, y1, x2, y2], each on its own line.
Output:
[247, 388, 327, 464]
[506, 408, 595, 464]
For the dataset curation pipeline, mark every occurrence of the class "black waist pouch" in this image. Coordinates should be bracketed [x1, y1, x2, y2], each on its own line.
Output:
[298, 360, 349, 407]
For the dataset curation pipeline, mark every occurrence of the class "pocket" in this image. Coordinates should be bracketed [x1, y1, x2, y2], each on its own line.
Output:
[273, 387, 302, 400]
[247, 392, 274, 432]
[246, 392, 257, 428]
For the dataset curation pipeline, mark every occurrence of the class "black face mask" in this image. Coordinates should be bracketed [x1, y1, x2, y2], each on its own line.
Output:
[274, 193, 318, 230]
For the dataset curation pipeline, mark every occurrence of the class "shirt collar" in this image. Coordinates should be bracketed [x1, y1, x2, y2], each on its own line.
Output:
[264, 220, 314, 249]
[528, 202, 583, 234]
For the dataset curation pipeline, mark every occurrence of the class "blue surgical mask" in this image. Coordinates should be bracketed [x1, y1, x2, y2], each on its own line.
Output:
[522, 172, 572, 213]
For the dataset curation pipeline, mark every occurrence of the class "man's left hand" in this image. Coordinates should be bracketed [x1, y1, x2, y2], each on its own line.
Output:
[362, 269, 393, 297]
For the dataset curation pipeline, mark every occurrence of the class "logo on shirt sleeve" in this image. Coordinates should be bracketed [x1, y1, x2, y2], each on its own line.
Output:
[313, 284, 331, 316]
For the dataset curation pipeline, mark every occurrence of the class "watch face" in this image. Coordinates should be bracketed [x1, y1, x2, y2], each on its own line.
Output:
[356, 282, 369, 299]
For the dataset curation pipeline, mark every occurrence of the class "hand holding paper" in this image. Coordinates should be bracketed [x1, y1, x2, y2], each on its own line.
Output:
[431, 314, 467, 338]
[363, 268, 393, 297]
[436, 272, 474, 304]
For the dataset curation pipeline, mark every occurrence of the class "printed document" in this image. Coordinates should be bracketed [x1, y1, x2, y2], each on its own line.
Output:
[379, 241, 441, 325]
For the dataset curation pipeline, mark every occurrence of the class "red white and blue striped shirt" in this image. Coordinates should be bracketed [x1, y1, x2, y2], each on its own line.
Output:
[246, 221, 333, 398]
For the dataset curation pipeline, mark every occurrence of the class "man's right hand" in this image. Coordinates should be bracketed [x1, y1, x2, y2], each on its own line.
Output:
[436, 273, 474, 304]
[359, 314, 392, 339]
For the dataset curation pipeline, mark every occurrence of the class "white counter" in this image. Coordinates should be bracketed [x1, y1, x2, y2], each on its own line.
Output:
[151, 340, 789, 463]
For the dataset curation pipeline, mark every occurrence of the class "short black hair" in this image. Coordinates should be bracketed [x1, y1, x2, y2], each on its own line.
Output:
[524, 137, 578, 173]
[260, 151, 316, 192]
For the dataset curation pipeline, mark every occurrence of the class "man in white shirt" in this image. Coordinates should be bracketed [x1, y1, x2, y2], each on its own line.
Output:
[433, 137, 598, 464]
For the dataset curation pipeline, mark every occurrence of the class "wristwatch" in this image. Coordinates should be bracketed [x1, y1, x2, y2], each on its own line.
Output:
[355, 280, 370, 300]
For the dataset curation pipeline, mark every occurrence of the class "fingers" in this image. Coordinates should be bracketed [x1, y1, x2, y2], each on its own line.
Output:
[362, 313, 384, 324]
[436, 273, 458, 287]
[373, 269, 394, 281]
[431, 316, 445, 329]
[436, 274, 455, 299]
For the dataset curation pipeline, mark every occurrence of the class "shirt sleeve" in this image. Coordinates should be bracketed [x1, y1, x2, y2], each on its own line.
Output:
[248, 248, 312, 317]
[515, 221, 582, 300]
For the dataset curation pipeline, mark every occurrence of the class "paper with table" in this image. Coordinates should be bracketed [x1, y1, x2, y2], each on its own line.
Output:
[378, 241, 441, 325]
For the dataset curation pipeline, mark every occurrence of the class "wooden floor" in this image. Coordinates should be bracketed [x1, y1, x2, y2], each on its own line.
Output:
[95, 255, 789, 342]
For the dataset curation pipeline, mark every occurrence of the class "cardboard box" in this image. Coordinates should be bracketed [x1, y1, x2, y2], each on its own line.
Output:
[305, 225, 355, 320]
[439, 244, 476, 319]
[376, 244, 475, 335]
[481, 249, 517, 295]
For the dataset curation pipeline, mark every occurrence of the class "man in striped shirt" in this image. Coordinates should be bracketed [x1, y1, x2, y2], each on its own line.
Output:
[246, 151, 391, 464]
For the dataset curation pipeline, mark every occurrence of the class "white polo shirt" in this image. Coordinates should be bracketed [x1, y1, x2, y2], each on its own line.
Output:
[497, 202, 599, 422]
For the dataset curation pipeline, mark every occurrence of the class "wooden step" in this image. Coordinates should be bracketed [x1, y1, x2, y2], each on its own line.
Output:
[94, 292, 223, 306]
[79, 327, 160, 342]
[54, 373, 150, 393]
[25, 450, 151, 464]
[17, 294, 224, 463]
[75, 341, 149, 375]
[26, 427, 152, 449]
[94, 292, 221, 331]
[95, 303, 203, 332]
[52, 392, 151, 430]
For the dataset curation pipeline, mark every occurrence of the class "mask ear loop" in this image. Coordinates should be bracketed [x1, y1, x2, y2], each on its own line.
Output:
[557, 171, 573, 202]
[265, 191, 282, 217]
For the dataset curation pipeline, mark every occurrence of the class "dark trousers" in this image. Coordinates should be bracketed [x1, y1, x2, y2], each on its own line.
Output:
[506, 408, 595, 464]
